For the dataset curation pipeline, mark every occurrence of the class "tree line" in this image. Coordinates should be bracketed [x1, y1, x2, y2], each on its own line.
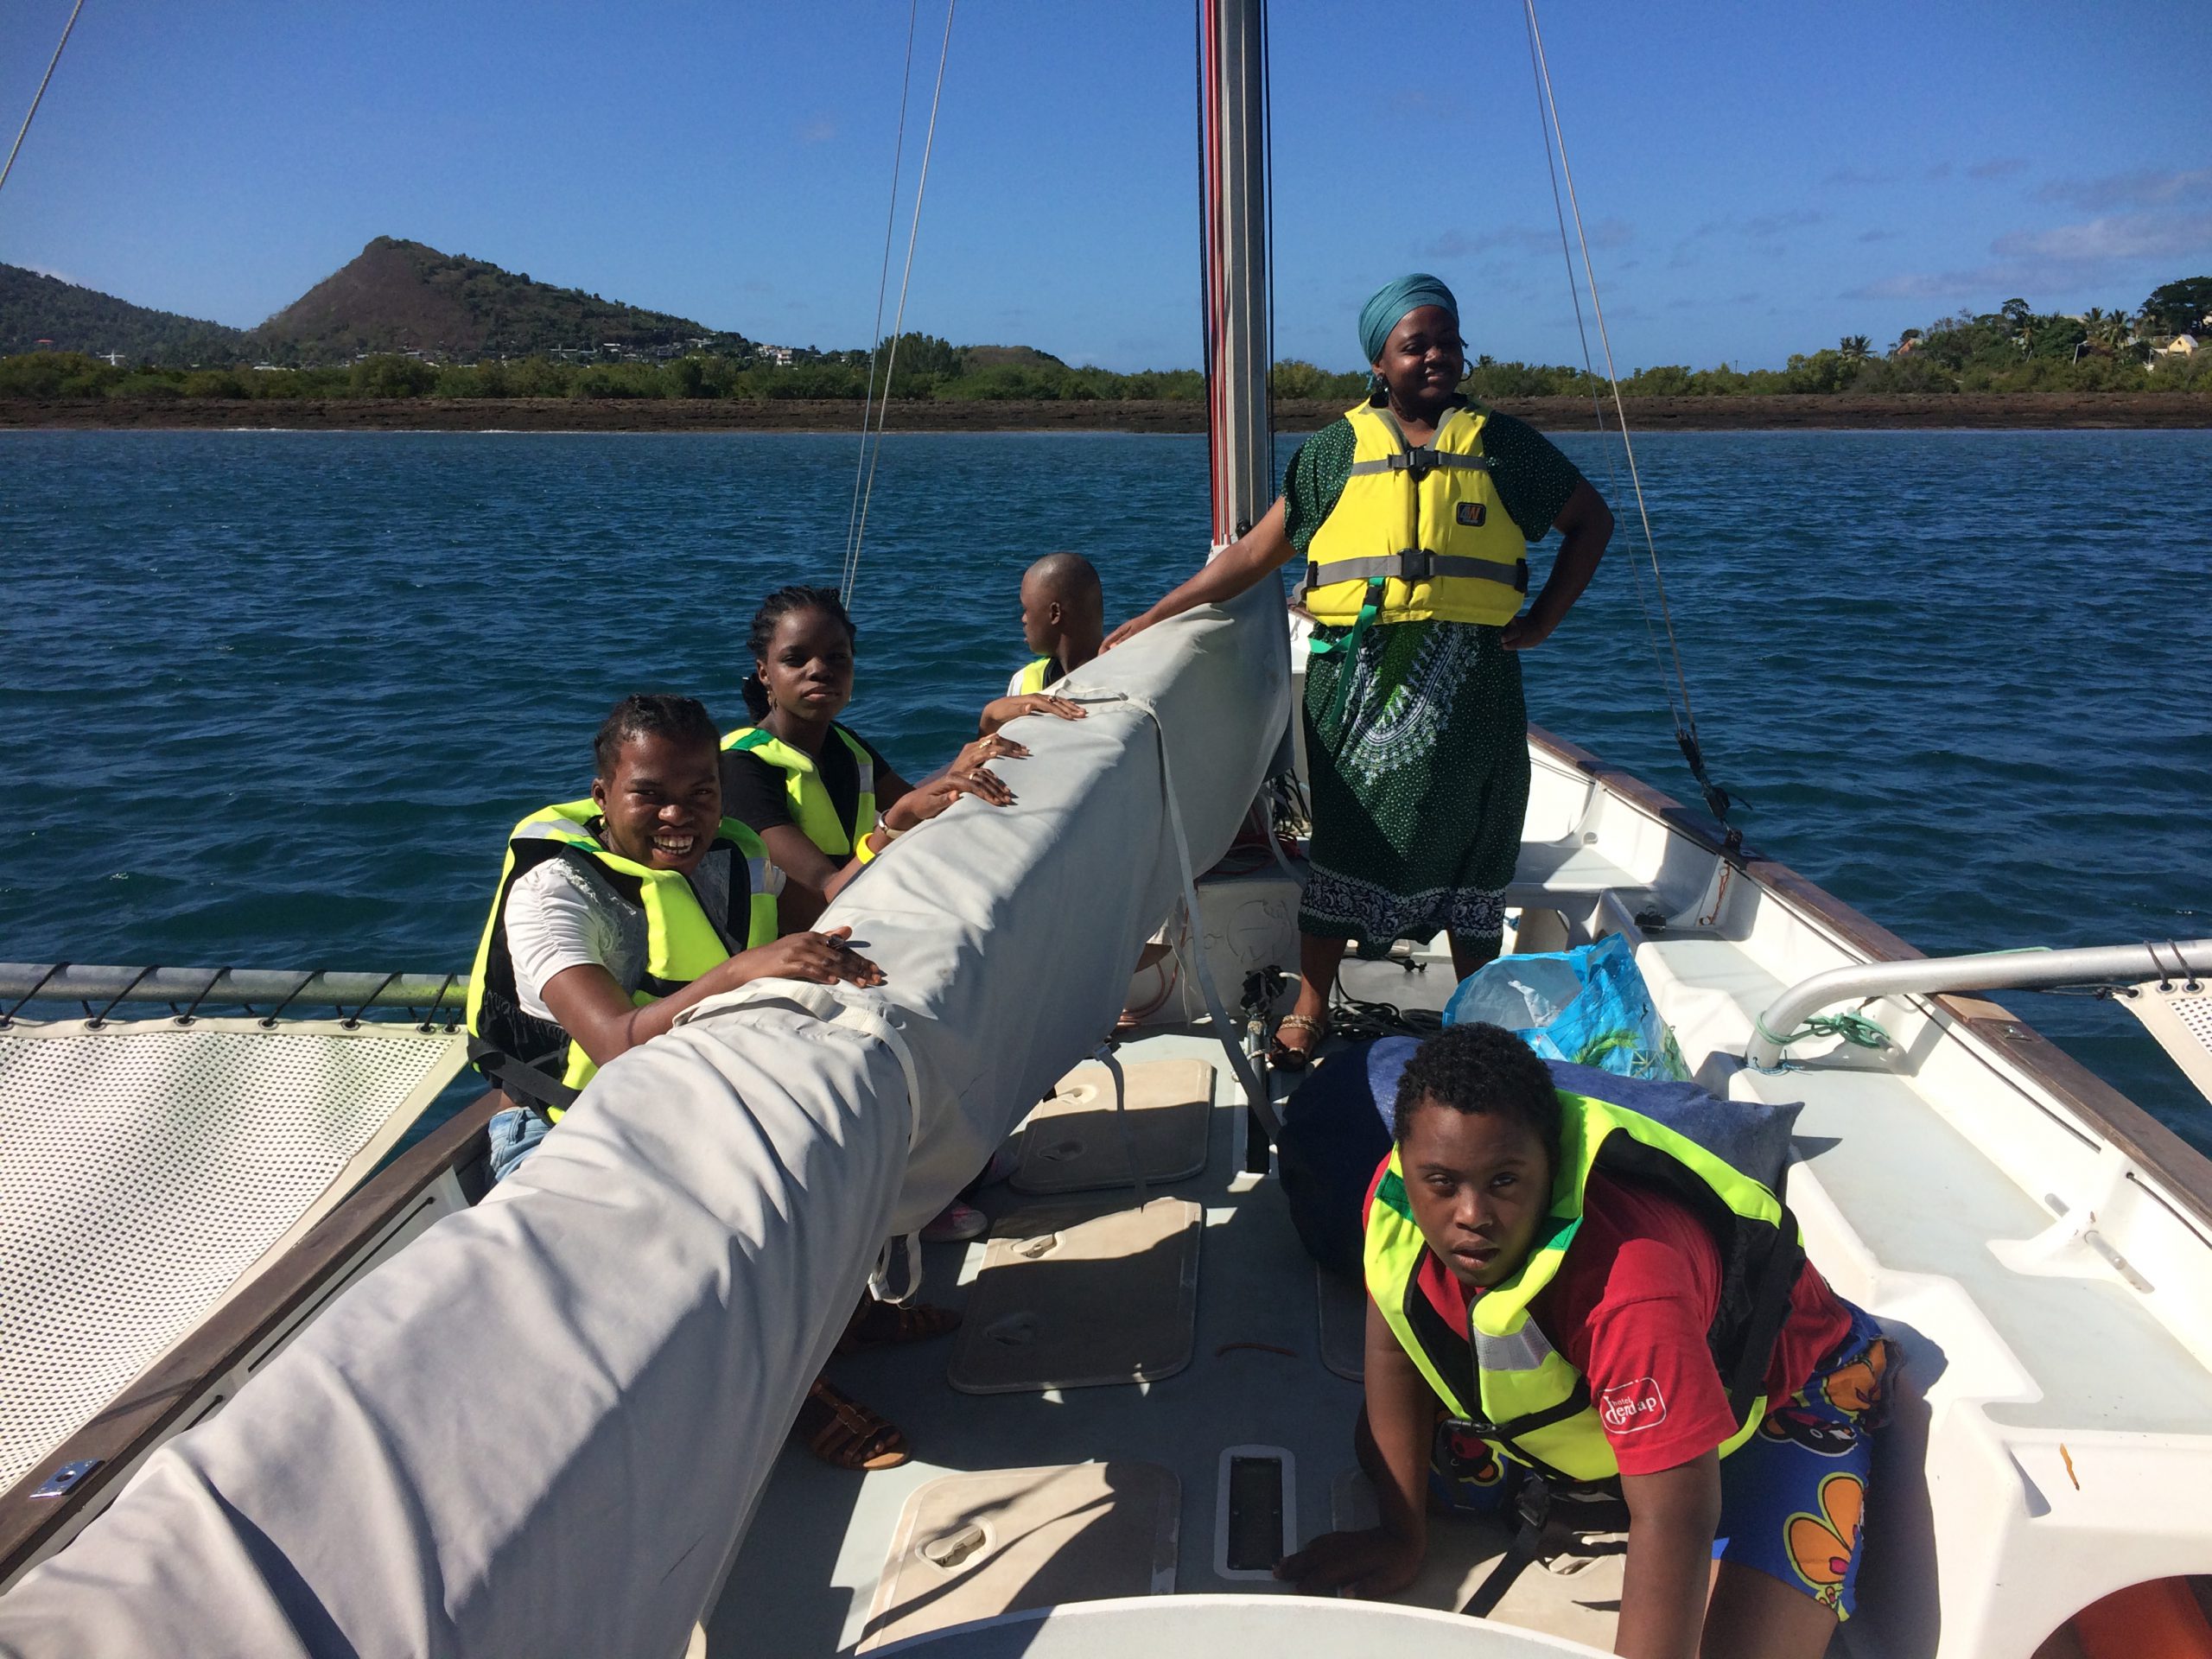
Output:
[3, 278, 2207, 404]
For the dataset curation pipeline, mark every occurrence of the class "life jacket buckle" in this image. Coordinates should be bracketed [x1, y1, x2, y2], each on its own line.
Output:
[1395, 548, 1436, 581]
[1392, 446, 1441, 480]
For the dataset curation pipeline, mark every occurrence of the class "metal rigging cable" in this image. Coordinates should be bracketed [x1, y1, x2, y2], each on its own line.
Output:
[1520, 0, 1739, 833]
[841, 0, 957, 607]
[0, 0, 86, 203]
[841, 0, 922, 590]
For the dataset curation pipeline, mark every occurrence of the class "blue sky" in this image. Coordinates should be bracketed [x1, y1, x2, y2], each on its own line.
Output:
[2, 0, 2206, 372]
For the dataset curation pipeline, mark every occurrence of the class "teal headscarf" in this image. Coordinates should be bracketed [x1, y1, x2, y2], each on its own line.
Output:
[1357, 272, 1459, 365]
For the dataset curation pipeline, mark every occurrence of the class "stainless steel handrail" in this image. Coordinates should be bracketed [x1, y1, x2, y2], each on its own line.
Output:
[1746, 938, 2212, 1069]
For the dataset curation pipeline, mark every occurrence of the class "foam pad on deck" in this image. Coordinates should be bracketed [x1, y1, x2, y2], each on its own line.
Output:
[859, 1462, 1179, 1650]
[1010, 1058, 1214, 1195]
[1331, 1470, 1624, 1642]
[948, 1198, 1203, 1394]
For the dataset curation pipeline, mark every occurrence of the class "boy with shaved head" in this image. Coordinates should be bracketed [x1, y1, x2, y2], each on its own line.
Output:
[979, 551, 1101, 735]
[978, 550, 1175, 1018]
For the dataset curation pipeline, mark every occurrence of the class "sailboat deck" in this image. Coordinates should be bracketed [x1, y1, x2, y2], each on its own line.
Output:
[714, 740, 2212, 1656]
[710, 1008, 1630, 1655]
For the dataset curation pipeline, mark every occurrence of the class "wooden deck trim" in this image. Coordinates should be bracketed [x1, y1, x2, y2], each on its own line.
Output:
[1527, 724, 2212, 1230]
[0, 1090, 502, 1580]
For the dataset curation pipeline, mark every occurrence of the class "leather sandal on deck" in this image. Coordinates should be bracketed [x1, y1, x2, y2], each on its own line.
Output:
[794, 1377, 909, 1471]
[836, 1296, 963, 1354]
[1268, 1013, 1329, 1071]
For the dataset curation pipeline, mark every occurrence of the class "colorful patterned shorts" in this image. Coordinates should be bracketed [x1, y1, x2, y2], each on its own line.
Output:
[1424, 1305, 1894, 1620]
[1714, 1305, 1893, 1619]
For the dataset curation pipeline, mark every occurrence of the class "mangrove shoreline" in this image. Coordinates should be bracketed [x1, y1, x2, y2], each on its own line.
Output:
[2, 392, 2207, 434]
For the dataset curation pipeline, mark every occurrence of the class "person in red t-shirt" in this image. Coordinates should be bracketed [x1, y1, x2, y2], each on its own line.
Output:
[1279, 1025, 1893, 1659]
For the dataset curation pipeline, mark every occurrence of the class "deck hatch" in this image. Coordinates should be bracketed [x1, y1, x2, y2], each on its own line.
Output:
[858, 1462, 1179, 1650]
[1011, 1059, 1214, 1195]
[948, 1198, 1203, 1394]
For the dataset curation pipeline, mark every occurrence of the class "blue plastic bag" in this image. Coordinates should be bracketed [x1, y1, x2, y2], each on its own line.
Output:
[1443, 933, 1688, 1081]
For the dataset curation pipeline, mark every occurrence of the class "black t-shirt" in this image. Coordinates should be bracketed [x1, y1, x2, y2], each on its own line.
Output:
[720, 723, 894, 844]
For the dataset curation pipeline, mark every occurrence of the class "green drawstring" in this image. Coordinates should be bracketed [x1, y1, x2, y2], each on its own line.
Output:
[1313, 575, 1385, 731]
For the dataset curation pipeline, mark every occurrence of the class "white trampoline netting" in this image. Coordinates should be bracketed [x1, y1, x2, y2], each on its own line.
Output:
[0, 1019, 466, 1491]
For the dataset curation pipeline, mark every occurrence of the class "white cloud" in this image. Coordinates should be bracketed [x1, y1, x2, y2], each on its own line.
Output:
[1992, 211, 2212, 263]
[2033, 168, 2212, 213]
[1845, 209, 2212, 303]
[1419, 218, 1632, 263]
[1843, 271, 1973, 302]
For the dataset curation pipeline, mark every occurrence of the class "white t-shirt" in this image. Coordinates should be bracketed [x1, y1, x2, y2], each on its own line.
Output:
[503, 848, 783, 1020]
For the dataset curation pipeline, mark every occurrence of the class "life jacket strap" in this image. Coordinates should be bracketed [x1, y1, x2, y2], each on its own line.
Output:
[1311, 575, 1389, 728]
[467, 1036, 582, 1123]
[1460, 1475, 1632, 1618]
[1308, 549, 1529, 590]
[1726, 1202, 1807, 1423]
[1346, 448, 1492, 480]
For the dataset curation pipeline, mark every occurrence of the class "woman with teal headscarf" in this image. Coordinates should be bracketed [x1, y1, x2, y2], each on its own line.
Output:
[1107, 274, 1613, 1065]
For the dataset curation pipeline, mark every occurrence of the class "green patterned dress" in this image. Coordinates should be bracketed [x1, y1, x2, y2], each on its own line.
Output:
[1285, 403, 1585, 946]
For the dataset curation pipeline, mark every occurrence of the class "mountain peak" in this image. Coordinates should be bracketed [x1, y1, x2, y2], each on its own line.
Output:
[253, 238, 751, 363]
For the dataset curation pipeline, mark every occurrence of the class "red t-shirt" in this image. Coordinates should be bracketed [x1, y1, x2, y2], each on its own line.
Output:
[1364, 1160, 1853, 1476]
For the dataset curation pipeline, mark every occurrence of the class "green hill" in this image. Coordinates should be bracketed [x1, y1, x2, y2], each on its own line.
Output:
[251, 237, 753, 364]
[0, 264, 247, 363]
[961, 343, 1068, 371]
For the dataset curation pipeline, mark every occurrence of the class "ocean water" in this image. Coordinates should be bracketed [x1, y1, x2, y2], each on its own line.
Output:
[2, 428, 2208, 1152]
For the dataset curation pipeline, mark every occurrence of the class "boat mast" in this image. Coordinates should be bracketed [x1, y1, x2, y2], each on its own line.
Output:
[1198, 0, 1273, 550]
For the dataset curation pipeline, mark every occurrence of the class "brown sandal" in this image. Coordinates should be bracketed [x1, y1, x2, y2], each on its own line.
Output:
[1268, 1013, 1329, 1071]
[836, 1296, 963, 1354]
[793, 1377, 908, 1471]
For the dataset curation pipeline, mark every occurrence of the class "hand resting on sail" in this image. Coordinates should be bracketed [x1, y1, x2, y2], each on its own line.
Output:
[723, 585, 1024, 931]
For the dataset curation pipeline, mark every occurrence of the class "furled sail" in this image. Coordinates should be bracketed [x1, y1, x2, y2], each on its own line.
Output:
[0, 585, 1290, 1657]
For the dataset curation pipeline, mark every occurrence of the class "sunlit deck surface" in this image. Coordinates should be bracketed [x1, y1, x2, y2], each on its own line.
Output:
[710, 956, 1623, 1655]
[713, 730, 2212, 1656]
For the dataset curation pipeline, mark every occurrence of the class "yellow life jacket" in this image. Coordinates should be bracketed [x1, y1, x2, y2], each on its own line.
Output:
[721, 723, 876, 857]
[1363, 1086, 1805, 1484]
[465, 800, 777, 1117]
[1014, 656, 1058, 696]
[1304, 399, 1529, 630]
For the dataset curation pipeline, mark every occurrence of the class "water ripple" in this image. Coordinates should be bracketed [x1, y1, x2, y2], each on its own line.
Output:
[2, 428, 2207, 1147]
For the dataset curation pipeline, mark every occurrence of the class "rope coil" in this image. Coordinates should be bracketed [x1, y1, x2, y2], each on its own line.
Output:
[1752, 1009, 1891, 1058]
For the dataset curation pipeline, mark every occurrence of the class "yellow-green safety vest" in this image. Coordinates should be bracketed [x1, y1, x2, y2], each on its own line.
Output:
[1014, 656, 1057, 696]
[1304, 399, 1530, 631]
[721, 723, 877, 857]
[465, 800, 777, 1116]
[1363, 1087, 1805, 1484]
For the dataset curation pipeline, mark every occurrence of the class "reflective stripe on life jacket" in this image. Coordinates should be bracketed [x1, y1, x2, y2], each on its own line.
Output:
[721, 723, 877, 856]
[1363, 1086, 1806, 1484]
[1304, 399, 1529, 629]
[465, 800, 776, 1117]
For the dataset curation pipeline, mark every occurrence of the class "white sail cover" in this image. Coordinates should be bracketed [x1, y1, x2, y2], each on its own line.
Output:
[0, 588, 1288, 1658]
